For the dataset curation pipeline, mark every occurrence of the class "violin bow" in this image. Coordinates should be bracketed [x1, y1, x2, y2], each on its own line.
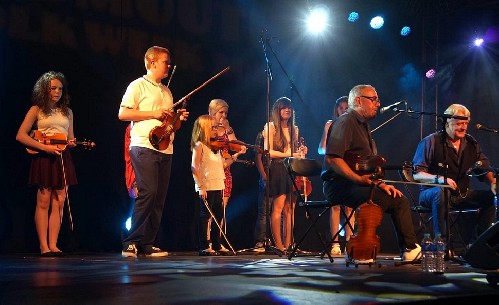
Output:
[166, 65, 176, 88]
[169, 66, 230, 110]
[382, 179, 453, 188]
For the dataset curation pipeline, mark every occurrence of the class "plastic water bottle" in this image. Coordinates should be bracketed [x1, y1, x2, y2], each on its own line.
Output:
[421, 233, 435, 272]
[434, 233, 446, 274]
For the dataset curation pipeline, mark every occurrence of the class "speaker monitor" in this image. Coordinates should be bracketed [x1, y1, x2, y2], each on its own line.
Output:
[464, 222, 499, 269]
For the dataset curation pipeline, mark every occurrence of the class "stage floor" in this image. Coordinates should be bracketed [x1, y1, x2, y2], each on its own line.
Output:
[0, 251, 498, 305]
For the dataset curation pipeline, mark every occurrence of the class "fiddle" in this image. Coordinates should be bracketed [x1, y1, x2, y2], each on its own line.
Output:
[210, 138, 262, 153]
[345, 156, 385, 265]
[210, 139, 245, 152]
[294, 137, 312, 199]
[149, 66, 230, 150]
[149, 102, 186, 150]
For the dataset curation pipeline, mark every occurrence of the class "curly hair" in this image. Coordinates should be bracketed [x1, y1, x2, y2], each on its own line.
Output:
[31, 71, 71, 117]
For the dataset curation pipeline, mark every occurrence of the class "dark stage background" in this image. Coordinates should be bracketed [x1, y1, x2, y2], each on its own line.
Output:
[1, 0, 498, 254]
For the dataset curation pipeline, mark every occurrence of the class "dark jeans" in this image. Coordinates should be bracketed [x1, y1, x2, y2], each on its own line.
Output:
[254, 177, 270, 244]
[419, 187, 495, 241]
[123, 147, 172, 253]
[199, 190, 224, 251]
[323, 179, 418, 253]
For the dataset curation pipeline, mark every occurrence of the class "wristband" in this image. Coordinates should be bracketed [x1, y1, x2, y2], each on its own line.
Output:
[434, 175, 439, 184]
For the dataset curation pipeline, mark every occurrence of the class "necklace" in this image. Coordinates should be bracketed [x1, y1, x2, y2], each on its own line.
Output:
[456, 187, 469, 199]
[142, 76, 163, 87]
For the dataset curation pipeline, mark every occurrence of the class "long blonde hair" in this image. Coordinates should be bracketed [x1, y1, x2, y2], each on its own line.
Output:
[190, 115, 215, 150]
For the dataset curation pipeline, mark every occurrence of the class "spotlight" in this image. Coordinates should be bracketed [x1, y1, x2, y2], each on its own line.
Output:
[348, 12, 359, 22]
[306, 5, 329, 34]
[370, 16, 384, 29]
[474, 38, 484, 47]
[425, 69, 436, 79]
[400, 26, 411, 36]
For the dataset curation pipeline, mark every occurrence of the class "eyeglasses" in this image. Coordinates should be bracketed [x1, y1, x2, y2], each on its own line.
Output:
[360, 96, 380, 104]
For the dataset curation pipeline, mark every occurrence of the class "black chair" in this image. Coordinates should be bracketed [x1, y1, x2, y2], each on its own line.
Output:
[283, 157, 355, 262]
[398, 167, 480, 257]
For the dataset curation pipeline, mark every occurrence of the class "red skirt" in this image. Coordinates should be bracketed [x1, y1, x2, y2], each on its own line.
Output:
[28, 149, 77, 188]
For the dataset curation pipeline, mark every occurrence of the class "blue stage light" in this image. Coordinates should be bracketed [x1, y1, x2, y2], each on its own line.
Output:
[401, 26, 411, 36]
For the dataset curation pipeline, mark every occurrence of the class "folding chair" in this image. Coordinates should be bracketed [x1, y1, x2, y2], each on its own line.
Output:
[398, 166, 480, 257]
[398, 167, 432, 238]
[284, 157, 355, 262]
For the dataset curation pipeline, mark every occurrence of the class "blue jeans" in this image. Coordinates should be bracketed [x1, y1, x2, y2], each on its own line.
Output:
[419, 187, 495, 240]
[123, 146, 172, 253]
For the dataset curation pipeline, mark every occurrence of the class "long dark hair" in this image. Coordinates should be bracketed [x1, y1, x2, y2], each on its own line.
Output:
[31, 71, 71, 117]
[271, 97, 297, 153]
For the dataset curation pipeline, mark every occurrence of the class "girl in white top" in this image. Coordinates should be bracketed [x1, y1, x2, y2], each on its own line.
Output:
[191, 114, 232, 256]
[16, 71, 77, 256]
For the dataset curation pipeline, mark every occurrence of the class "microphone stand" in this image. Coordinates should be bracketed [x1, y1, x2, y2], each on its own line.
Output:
[260, 31, 281, 256]
[371, 112, 403, 133]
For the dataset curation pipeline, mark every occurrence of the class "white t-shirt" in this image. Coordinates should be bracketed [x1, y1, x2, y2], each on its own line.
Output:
[120, 76, 174, 154]
[193, 142, 225, 192]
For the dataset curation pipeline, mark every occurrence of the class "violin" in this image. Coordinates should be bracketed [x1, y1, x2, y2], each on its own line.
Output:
[294, 137, 312, 199]
[26, 130, 96, 154]
[210, 139, 245, 152]
[149, 100, 186, 150]
[149, 66, 231, 150]
[219, 150, 255, 167]
[345, 153, 385, 264]
[210, 138, 262, 153]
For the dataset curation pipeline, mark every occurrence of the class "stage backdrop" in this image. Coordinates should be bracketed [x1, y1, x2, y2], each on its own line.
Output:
[1, 0, 497, 254]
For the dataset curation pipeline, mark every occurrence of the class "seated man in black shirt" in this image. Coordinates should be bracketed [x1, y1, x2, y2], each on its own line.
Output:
[412, 104, 496, 246]
[322, 84, 420, 262]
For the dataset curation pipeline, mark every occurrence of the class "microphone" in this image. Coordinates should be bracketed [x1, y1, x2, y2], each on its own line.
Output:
[380, 101, 405, 114]
[476, 124, 498, 133]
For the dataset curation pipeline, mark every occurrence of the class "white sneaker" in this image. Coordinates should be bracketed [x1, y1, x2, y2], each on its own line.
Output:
[200, 247, 218, 256]
[354, 258, 374, 264]
[145, 246, 168, 257]
[330, 245, 342, 256]
[402, 244, 421, 262]
[253, 242, 266, 253]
